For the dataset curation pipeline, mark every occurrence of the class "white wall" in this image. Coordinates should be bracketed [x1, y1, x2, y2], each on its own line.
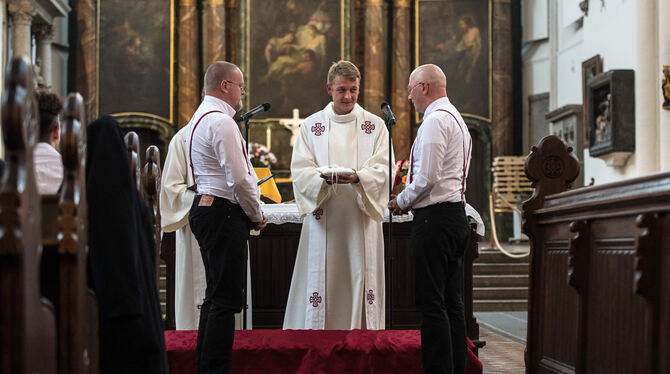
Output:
[522, 0, 647, 186]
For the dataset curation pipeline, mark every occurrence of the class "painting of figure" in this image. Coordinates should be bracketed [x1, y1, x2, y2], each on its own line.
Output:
[250, 0, 342, 118]
[99, 0, 172, 120]
[418, 0, 490, 120]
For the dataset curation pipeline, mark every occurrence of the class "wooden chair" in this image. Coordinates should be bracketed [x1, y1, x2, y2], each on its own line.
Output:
[40, 93, 99, 373]
[0, 56, 57, 374]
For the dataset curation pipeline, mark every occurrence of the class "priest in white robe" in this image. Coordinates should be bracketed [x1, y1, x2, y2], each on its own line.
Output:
[160, 125, 206, 330]
[160, 125, 253, 330]
[284, 60, 393, 330]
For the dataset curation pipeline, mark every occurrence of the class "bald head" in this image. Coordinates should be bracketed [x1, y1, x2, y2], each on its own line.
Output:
[411, 64, 447, 89]
[204, 61, 241, 92]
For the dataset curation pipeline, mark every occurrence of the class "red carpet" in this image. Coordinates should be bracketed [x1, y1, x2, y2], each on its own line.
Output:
[166, 329, 483, 373]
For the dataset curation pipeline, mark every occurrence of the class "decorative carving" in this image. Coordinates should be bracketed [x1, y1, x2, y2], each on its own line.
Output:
[542, 155, 564, 179]
[524, 135, 580, 199]
[633, 213, 660, 298]
[8, 0, 35, 25]
[124, 131, 141, 191]
[662, 65, 670, 110]
[568, 220, 589, 292]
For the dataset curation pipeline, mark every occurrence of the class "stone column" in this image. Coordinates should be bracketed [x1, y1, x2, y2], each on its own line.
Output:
[491, 0, 514, 157]
[362, 0, 384, 118]
[178, 0, 200, 128]
[659, 0, 670, 170]
[33, 24, 54, 86]
[202, 0, 226, 68]
[75, 0, 97, 122]
[636, 0, 659, 174]
[391, 0, 410, 160]
[8, 0, 35, 58]
[225, 0, 236, 64]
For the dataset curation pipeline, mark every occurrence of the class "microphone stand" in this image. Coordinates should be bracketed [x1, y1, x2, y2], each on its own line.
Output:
[243, 117, 250, 330]
[385, 114, 396, 330]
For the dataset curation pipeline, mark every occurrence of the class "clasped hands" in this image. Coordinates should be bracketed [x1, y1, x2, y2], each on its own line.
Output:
[388, 194, 408, 216]
[320, 171, 359, 184]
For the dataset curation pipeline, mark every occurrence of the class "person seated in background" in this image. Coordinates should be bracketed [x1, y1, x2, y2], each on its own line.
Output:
[34, 88, 64, 194]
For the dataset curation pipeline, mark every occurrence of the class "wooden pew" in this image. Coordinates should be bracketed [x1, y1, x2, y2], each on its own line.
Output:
[522, 135, 670, 373]
[40, 93, 99, 373]
[141, 145, 162, 292]
[124, 131, 141, 191]
[0, 57, 57, 374]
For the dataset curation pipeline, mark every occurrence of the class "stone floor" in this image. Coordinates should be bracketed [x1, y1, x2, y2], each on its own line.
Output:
[477, 326, 526, 374]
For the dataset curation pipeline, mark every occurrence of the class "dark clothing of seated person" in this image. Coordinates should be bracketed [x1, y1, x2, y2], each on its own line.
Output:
[86, 115, 168, 374]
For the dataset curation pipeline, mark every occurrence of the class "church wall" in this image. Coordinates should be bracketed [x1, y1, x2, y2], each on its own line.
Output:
[522, 0, 653, 188]
[0, 0, 6, 158]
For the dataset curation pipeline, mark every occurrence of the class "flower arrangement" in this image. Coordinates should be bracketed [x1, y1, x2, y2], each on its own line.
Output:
[393, 159, 409, 190]
[249, 142, 278, 168]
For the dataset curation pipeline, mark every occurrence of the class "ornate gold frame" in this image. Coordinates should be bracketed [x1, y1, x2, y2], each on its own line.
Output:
[414, 0, 492, 123]
[96, 0, 175, 124]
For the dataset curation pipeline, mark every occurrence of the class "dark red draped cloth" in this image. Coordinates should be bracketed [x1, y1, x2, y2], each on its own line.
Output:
[166, 329, 482, 373]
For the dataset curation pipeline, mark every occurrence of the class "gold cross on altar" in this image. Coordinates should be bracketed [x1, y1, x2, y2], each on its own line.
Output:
[279, 108, 304, 147]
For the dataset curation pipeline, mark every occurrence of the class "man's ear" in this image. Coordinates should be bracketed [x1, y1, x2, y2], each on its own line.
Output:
[326, 84, 332, 96]
[220, 80, 227, 93]
[52, 122, 61, 144]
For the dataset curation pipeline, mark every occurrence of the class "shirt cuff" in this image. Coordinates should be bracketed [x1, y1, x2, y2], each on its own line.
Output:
[396, 192, 409, 210]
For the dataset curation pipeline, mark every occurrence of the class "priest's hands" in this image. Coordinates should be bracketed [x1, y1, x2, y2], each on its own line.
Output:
[320, 172, 360, 184]
[388, 194, 408, 216]
[252, 214, 268, 231]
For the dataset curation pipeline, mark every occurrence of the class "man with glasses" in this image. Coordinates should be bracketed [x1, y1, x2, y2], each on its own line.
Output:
[389, 64, 472, 374]
[186, 61, 267, 373]
[284, 60, 393, 330]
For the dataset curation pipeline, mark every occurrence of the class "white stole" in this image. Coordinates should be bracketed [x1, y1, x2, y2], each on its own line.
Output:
[302, 107, 382, 329]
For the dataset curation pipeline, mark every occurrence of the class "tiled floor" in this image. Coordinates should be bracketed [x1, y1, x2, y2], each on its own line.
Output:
[477, 327, 526, 374]
[475, 312, 527, 343]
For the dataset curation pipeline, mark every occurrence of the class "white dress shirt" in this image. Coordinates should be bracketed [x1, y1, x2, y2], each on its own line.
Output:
[34, 142, 63, 195]
[187, 95, 262, 223]
[397, 96, 472, 210]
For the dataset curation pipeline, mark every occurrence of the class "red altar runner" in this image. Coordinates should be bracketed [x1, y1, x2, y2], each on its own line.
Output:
[165, 329, 483, 373]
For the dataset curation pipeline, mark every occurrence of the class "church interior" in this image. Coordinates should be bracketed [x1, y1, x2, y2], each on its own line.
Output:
[0, 0, 669, 373]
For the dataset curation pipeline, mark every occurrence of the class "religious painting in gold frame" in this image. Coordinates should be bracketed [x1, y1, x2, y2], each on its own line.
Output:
[415, 0, 492, 123]
[96, 0, 174, 123]
[244, 0, 348, 119]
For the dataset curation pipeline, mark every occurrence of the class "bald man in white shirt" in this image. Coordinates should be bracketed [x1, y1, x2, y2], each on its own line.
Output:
[389, 64, 472, 374]
[187, 61, 267, 374]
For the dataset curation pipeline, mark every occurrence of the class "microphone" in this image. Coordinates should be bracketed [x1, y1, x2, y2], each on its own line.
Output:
[237, 102, 271, 122]
[381, 101, 396, 125]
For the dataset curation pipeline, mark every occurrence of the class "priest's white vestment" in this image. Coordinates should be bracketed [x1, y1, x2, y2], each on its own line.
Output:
[160, 125, 252, 330]
[284, 102, 392, 330]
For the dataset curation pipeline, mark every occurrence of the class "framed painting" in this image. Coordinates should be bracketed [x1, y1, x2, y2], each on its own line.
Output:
[244, 0, 347, 119]
[97, 0, 174, 123]
[415, 0, 492, 122]
[581, 54, 602, 147]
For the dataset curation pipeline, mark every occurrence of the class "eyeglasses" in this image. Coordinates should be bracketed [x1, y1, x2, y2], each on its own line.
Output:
[408, 82, 426, 95]
[224, 79, 246, 92]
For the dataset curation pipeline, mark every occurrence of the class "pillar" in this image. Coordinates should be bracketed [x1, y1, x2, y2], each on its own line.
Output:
[202, 0, 226, 68]
[178, 0, 200, 128]
[362, 0, 384, 118]
[659, 0, 670, 170]
[636, 0, 659, 174]
[391, 0, 410, 160]
[8, 0, 34, 59]
[34, 24, 54, 86]
[75, 0, 97, 122]
[492, 0, 514, 157]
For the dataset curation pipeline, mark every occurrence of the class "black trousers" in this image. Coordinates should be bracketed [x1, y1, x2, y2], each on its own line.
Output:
[412, 202, 470, 374]
[189, 195, 250, 374]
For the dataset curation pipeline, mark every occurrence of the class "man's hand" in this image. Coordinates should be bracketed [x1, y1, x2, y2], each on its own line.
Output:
[320, 171, 359, 185]
[388, 194, 408, 216]
[252, 214, 268, 231]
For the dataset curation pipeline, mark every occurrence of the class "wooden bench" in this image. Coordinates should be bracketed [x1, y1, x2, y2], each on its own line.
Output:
[522, 135, 670, 373]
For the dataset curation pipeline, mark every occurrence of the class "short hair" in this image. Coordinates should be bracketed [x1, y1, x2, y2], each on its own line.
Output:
[35, 88, 63, 143]
[327, 60, 361, 85]
[204, 61, 241, 91]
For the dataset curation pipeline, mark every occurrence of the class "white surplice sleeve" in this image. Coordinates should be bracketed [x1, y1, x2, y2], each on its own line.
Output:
[160, 129, 196, 233]
[354, 121, 394, 222]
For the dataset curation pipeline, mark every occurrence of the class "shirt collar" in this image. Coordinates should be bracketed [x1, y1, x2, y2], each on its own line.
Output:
[203, 95, 237, 117]
[423, 96, 451, 119]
